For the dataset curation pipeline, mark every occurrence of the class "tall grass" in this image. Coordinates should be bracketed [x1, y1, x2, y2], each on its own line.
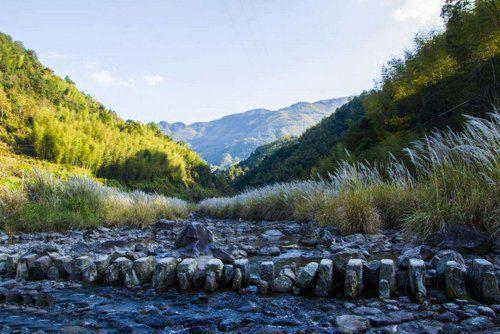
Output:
[200, 111, 500, 237]
[0, 171, 192, 233]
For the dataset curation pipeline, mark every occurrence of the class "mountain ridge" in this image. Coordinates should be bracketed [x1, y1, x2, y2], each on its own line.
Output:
[159, 96, 350, 166]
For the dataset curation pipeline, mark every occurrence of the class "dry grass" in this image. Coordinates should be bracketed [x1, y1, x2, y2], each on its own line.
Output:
[200, 111, 500, 237]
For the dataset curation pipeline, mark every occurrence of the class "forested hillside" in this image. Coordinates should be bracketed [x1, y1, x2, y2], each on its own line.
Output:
[235, 0, 499, 189]
[0, 32, 222, 197]
[158, 97, 349, 166]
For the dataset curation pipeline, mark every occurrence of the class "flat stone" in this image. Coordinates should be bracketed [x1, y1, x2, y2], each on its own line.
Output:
[335, 315, 370, 333]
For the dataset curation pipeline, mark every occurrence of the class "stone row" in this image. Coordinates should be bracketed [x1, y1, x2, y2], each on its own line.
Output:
[1, 253, 499, 303]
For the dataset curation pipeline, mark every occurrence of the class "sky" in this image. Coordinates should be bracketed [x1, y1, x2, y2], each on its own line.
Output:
[1, 0, 444, 124]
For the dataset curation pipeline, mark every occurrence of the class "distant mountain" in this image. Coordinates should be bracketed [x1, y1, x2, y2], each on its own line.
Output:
[159, 97, 350, 166]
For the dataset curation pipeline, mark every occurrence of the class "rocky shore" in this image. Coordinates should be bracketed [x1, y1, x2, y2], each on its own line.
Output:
[0, 217, 499, 333]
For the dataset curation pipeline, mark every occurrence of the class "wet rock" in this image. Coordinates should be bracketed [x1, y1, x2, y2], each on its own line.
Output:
[232, 268, 243, 290]
[0, 253, 7, 274]
[397, 246, 435, 269]
[460, 316, 494, 331]
[0, 231, 8, 244]
[445, 260, 467, 299]
[257, 246, 281, 256]
[397, 320, 442, 334]
[32, 256, 58, 280]
[467, 258, 500, 303]
[6, 254, 20, 277]
[50, 254, 73, 279]
[234, 258, 249, 286]
[344, 233, 366, 245]
[433, 250, 466, 279]
[260, 261, 275, 282]
[205, 258, 224, 282]
[104, 257, 132, 285]
[174, 222, 214, 255]
[271, 275, 293, 293]
[204, 270, 218, 292]
[152, 257, 177, 290]
[379, 259, 395, 298]
[15, 261, 29, 281]
[176, 258, 198, 290]
[315, 259, 333, 297]
[425, 224, 492, 254]
[295, 262, 318, 291]
[262, 229, 283, 240]
[335, 314, 370, 333]
[93, 254, 111, 279]
[332, 248, 365, 274]
[133, 256, 156, 284]
[222, 264, 234, 286]
[73, 256, 97, 283]
[408, 259, 426, 303]
[299, 222, 319, 246]
[124, 267, 140, 288]
[363, 260, 380, 291]
[99, 239, 127, 250]
[367, 311, 415, 326]
[345, 259, 363, 299]
[257, 279, 269, 294]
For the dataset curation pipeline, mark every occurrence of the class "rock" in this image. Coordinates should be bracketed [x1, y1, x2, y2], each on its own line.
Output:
[204, 270, 218, 292]
[0, 253, 7, 274]
[133, 256, 156, 284]
[124, 267, 140, 288]
[232, 268, 243, 290]
[298, 222, 319, 246]
[0, 231, 8, 244]
[295, 262, 318, 291]
[257, 246, 281, 256]
[271, 275, 293, 293]
[332, 248, 365, 274]
[15, 261, 29, 281]
[152, 257, 177, 290]
[99, 239, 128, 250]
[335, 315, 370, 333]
[262, 229, 283, 240]
[425, 224, 492, 254]
[32, 256, 57, 280]
[234, 258, 249, 286]
[433, 250, 466, 279]
[222, 264, 234, 286]
[74, 256, 97, 283]
[94, 254, 111, 279]
[460, 316, 494, 331]
[344, 233, 366, 245]
[397, 320, 442, 334]
[363, 260, 380, 291]
[367, 311, 414, 326]
[6, 254, 20, 277]
[408, 259, 426, 303]
[467, 258, 500, 303]
[260, 261, 275, 282]
[50, 255, 73, 279]
[174, 222, 215, 255]
[315, 259, 333, 297]
[257, 280, 269, 294]
[345, 259, 363, 299]
[111, 257, 133, 285]
[379, 259, 396, 298]
[397, 246, 435, 269]
[445, 260, 467, 299]
[19, 253, 38, 278]
[176, 258, 198, 290]
[205, 258, 224, 282]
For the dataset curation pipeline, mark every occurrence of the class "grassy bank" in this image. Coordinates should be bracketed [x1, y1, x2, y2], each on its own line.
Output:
[200, 111, 500, 238]
[0, 170, 192, 234]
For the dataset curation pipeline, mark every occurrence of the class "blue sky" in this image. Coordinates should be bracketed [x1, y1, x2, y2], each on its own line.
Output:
[1, 0, 444, 123]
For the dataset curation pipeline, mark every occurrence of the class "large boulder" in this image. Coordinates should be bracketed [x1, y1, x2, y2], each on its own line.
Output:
[425, 224, 492, 254]
[271, 275, 293, 293]
[152, 257, 177, 290]
[174, 222, 215, 256]
[295, 262, 319, 291]
[133, 257, 156, 284]
[432, 249, 466, 279]
[74, 256, 97, 283]
[332, 248, 365, 274]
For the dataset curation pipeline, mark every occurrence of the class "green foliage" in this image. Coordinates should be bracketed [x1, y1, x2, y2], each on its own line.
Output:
[0, 32, 211, 191]
[236, 0, 499, 188]
[0, 170, 193, 233]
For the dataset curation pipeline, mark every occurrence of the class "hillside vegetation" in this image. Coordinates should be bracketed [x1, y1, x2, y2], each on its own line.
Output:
[235, 0, 499, 189]
[201, 110, 500, 237]
[0, 32, 215, 194]
[158, 97, 349, 166]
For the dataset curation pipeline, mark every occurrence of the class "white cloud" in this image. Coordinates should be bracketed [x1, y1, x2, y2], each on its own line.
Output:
[143, 74, 164, 86]
[90, 70, 131, 88]
[392, 0, 444, 25]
